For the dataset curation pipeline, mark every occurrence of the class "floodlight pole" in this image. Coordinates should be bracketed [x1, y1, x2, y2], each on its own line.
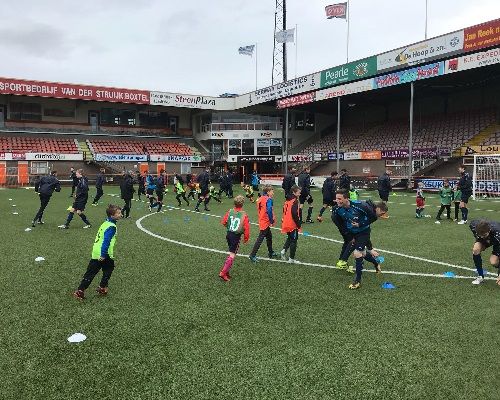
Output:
[337, 97, 341, 171]
[284, 108, 289, 173]
[408, 82, 415, 186]
[425, 0, 429, 39]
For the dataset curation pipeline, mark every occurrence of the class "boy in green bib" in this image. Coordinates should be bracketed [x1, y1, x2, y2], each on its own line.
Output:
[73, 204, 122, 300]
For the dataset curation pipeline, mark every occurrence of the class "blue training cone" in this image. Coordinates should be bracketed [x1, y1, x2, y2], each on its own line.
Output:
[203, 215, 209, 222]
[443, 271, 455, 278]
[184, 217, 191, 223]
[375, 256, 385, 264]
[302, 231, 310, 236]
[381, 282, 396, 289]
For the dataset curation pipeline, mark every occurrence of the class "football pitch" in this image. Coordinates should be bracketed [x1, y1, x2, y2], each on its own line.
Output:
[1, 185, 499, 400]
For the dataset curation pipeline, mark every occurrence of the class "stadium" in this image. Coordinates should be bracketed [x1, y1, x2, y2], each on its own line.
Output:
[1, 5, 500, 400]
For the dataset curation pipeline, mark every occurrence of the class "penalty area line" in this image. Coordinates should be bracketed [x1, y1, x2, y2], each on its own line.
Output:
[135, 213, 490, 281]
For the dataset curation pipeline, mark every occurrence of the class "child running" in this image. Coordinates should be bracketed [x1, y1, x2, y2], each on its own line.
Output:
[219, 195, 250, 282]
[280, 185, 302, 263]
[208, 185, 222, 204]
[435, 179, 453, 224]
[58, 169, 92, 229]
[249, 185, 278, 262]
[175, 178, 190, 206]
[242, 183, 255, 203]
[73, 204, 122, 300]
[415, 182, 426, 218]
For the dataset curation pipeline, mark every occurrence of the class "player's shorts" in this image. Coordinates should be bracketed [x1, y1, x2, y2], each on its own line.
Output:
[378, 190, 389, 202]
[416, 197, 425, 208]
[146, 189, 155, 196]
[156, 190, 164, 202]
[461, 192, 472, 203]
[323, 197, 334, 207]
[476, 239, 500, 257]
[200, 188, 209, 197]
[353, 229, 371, 252]
[72, 195, 88, 211]
[226, 231, 242, 253]
[300, 192, 313, 205]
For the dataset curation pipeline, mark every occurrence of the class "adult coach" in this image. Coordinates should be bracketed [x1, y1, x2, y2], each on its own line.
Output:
[317, 171, 338, 222]
[457, 165, 473, 225]
[120, 171, 135, 218]
[297, 167, 314, 223]
[195, 167, 211, 212]
[32, 171, 61, 227]
[377, 168, 392, 202]
[281, 167, 296, 199]
[69, 167, 79, 197]
[469, 219, 500, 285]
[334, 189, 388, 289]
[92, 168, 106, 206]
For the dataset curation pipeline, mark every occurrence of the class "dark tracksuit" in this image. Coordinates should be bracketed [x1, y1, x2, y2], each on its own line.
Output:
[297, 172, 314, 222]
[64, 176, 91, 227]
[137, 174, 146, 199]
[338, 174, 351, 191]
[458, 171, 473, 221]
[281, 173, 295, 199]
[33, 175, 61, 223]
[120, 174, 135, 218]
[319, 177, 337, 217]
[195, 171, 210, 211]
[92, 173, 106, 204]
[155, 175, 166, 212]
[70, 171, 78, 196]
[226, 172, 234, 198]
[377, 173, 392, 202]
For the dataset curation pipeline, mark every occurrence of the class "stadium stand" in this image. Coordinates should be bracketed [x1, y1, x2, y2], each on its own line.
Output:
[297, 109, 497, 155]
[480, 126, 500, 145]
[0, 136, 79, 153]
[87, 139, 194, 155]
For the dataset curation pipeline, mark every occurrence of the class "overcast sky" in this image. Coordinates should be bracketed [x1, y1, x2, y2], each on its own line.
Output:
[0, 0, 499, 96]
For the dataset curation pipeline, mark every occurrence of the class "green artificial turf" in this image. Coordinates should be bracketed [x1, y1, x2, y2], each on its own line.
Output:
[0, 186, 499, 400]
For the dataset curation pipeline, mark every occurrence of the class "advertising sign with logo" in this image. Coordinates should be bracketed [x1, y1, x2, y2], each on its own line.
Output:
[239, 155, 275, 162]
[361, 151, 381, 160]
[241, 73, 320, 107]
[463, 19, 500, 52]
[0, 77, 150, 104]
[95, 154, 147, 162]
[257, 139, 270, 147]
[277, 92, 316, 109]
[0, 152, 26, 160]
[288, 154, 313, 162]
[373, 62, 444, 89]
[316, 78, 373, 102]
[150, 91, 234, 110]
[381, 148, 448, 159]
[344, 151, 361, 160]
[320, 57, 377, 88]
[25, 153, 83, 161]
[461, 145, 500, 156]
[445, 47, 500, 74]
[327, 152, 344, 160]
[376, 31, 464, 72]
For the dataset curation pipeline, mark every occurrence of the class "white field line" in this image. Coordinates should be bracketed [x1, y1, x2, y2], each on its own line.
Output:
[136, 207, 497, 280]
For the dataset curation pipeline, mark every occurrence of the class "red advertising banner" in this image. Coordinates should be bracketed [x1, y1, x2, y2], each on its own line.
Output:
[464, 19, 500, 52]
[360, 151, 381, 160]
[277, 92, 315, 109]
[325, 3, 347, 19]
[0, 78, 150, 104]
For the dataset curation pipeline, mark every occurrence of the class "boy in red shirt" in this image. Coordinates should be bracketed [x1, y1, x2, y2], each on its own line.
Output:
[280, 185, 302, 263]
[219, 195, 250, 281]
[249, 185, 279, 262]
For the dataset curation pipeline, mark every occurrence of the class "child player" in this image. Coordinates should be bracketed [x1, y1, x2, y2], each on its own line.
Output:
[415, 182, 426, 218]
[59, 169, 92, 229]
[249, 185, 278, 262]
[453, 183, 461, 222]
[317, 171, 337, 223]
[242, 183, 255, 203]
[175, 179, 190, 206]
[280, 185, 302, 264]
[219, 195, 250, 282]
[73, 204, 122, 300]
[435, 179, 453, 224]
[469, 219, 500, 285]
[208, 185, 222, 203]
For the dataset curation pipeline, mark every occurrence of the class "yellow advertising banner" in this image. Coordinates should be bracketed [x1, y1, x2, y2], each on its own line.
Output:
[461, 145, 500, 156]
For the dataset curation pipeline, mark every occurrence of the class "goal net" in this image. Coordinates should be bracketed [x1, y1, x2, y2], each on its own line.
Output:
[473, 154, 500, 199]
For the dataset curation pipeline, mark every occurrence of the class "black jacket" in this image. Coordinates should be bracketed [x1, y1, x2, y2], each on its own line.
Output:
[95, 173, 106, 188]
[297, 172, 311, 194]
[197, 171, 210, 191]
[75, 177, 89, 198]
[377, 173, 392, 192]
[156, 175, 166, 191]
[282, 173, 295, 195]
[338, 174, 351, 190]
[35, 175, 61, 197]
[470, 220, 500, 245]
[458, 171, 473, 193]
[120, 175, 135, 200]
[322, 177, 337, 200]
[70, 171, 78, 185]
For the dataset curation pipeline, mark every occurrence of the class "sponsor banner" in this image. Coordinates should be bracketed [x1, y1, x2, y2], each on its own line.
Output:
[316, 78, 373, 101]
[361, 151, 381, 160]
[95, 154, 147, 162]
[0, 77, 149, 104]
[445, 47, 500, 74]
[415, 178, 500, 195]
[313, 153, 322, 161]
[464, 19, 500, 52]
[327, 152, 344, 160]
[0, 152, 26, 160]
[257, 139, 270, 147]
[277, 92, 316, 109]
[461, 145, 500, 156]
[320, 57, 377, 88]
[344, 151, 361, 160]
[239, 155, 276, 162]
[150, 91, 234, 110]
[373, 62, 444, 89]
[25, 153, 83, 161]
[243, 73, 320, 106]
[415, 178, 458, 191]
[381, 148, 449, 159]
[288, 154, 313, 162]
[325, 2, 347, 19]
[377, 31, 464, 72]
[149, 154, 202, 162]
